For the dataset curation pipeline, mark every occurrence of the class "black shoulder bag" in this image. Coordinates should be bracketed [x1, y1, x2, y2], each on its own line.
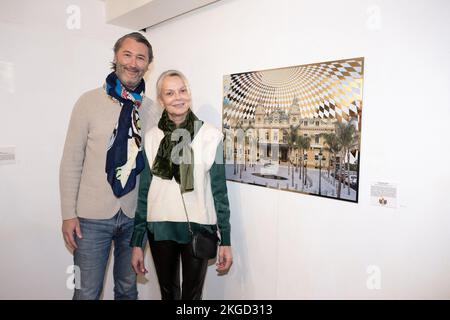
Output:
[181, 194, 219, 260]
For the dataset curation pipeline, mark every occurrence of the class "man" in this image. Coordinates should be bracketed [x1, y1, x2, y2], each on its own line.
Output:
[60, 32, 161, 300]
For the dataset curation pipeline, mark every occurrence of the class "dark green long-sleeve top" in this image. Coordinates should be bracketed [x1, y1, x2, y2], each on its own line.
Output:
[130, 146, 231, 247]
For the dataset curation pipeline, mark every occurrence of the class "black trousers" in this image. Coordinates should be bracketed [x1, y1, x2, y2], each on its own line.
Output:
[149, 235, 209, 300]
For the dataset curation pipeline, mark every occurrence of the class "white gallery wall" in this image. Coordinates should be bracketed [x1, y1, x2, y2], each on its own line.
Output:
[1, 0, 450, 299]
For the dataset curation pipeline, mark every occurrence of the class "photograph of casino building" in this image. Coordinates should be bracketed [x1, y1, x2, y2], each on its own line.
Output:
[222, 58, 363, 202]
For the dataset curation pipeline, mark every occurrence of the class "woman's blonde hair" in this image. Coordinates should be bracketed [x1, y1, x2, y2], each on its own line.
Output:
[156, 69, 191, 101]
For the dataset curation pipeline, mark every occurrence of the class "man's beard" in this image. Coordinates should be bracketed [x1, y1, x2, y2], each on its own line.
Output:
[116, 64, 144, 90]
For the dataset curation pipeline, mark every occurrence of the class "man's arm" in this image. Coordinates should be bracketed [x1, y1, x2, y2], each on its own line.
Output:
[60, 94, 89, 249]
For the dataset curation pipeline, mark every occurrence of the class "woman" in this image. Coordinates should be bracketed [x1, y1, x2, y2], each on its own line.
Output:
[130, 70, 233, 300]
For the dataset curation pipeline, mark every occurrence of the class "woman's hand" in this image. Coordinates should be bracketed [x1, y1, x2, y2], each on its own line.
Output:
[131, 247, 148, 275]
[216, 246, 233, 275]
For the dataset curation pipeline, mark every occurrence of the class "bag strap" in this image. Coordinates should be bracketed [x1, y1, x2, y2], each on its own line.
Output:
[180, 187, 221, 243]
[180, 191, 194, 237]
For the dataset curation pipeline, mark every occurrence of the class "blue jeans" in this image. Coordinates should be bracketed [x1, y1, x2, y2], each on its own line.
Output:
[73, 210, 137, 300]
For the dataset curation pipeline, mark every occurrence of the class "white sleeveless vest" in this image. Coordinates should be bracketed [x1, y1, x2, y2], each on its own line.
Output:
[144, 122, 223, 225]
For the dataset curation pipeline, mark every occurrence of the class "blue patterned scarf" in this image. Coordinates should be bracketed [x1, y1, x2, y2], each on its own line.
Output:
[105, 72, 145, 197]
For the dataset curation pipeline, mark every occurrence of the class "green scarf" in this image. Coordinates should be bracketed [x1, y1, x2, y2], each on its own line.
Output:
[152, 109, 202, 193]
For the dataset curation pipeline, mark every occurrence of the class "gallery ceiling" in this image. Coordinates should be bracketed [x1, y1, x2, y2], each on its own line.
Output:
[103, 0, 222, 30]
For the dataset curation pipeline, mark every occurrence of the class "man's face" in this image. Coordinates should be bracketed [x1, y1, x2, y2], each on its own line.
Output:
[113, 38, 150, 90]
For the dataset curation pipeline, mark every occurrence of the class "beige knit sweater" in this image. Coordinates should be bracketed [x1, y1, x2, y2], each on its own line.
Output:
[59, 87, 162, 220]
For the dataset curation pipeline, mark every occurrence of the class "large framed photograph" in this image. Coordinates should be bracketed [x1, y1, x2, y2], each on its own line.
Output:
[222, 57, 364, 202]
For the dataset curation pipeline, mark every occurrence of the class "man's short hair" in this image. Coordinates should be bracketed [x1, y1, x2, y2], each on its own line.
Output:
[111, 32, 153, 70]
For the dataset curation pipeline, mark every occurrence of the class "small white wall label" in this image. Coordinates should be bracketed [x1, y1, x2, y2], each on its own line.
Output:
[0, 146, 15, 165]
[370, 182, 397, 209]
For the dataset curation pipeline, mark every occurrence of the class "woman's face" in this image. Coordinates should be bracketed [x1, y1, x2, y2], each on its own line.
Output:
[158, 75, 191, 123]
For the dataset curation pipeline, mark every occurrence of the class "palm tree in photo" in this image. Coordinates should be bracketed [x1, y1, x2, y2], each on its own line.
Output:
[233, 134, 237, 175]
[235, 120, 244, 179]
[322, 133, 341, 189]
[297, 135, 311, 189]
[335, 120, 359, 196]
[246, 127, 256, 170]
[286, 125, 299, 187]
[243, 121, 255, 172]
[282, 130, 291, 177]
